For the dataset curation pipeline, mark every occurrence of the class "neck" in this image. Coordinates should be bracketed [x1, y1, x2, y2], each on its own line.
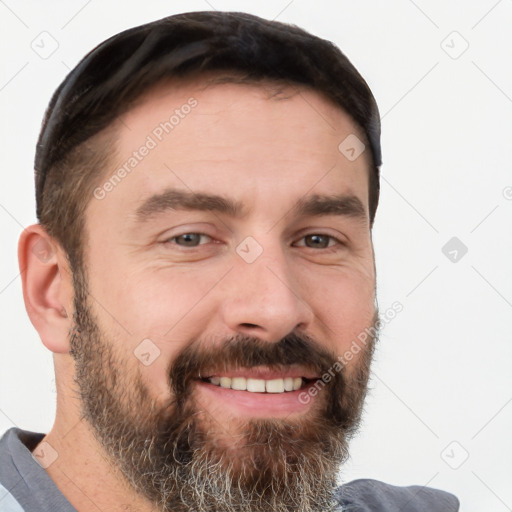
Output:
[36, 375, 155, 511]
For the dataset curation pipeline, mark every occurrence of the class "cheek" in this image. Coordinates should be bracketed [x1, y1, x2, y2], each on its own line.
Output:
[135, 351, 175, 401]
[305, 266, 376, 353]
[328, 288, 374, 340]
[90, 261, 222, 340]
[90, 269, 226, 400]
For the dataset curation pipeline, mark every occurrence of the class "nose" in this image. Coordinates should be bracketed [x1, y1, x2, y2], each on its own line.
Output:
[217, 242, 314, 342]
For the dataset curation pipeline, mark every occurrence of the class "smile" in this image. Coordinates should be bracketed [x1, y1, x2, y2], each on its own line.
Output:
[201, 376, 309, 393]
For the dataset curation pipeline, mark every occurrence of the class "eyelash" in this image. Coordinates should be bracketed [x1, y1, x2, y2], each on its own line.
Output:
[165, 232, 344, 250]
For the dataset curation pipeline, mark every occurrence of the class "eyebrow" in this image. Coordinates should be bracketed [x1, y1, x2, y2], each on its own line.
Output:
[134, 189, 245, 223]
[133, 188, 367, 225]
[293, 193, 367, 224]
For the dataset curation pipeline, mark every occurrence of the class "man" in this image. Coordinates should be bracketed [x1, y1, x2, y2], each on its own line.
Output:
[0, 11, 459, 512]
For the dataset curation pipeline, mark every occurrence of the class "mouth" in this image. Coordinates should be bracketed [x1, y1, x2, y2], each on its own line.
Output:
[200, 375, 314, 393]
[194, 366, 322, 417]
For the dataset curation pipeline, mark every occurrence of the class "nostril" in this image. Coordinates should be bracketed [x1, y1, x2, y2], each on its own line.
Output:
[240, 323, 259, 328]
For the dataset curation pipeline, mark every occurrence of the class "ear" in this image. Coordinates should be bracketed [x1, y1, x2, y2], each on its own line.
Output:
[18, 224, 74, 354]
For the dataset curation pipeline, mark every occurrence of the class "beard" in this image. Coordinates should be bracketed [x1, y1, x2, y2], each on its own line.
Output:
[69, 265, 378, 512]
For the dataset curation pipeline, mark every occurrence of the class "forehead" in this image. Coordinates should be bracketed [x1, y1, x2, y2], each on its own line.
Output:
[87, 78, 371, 226]
[121, 77, 367, 159]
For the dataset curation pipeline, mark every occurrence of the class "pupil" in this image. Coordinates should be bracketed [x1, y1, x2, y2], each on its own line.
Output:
[306, 234, 328, 248]
[178, 233, 200, 246]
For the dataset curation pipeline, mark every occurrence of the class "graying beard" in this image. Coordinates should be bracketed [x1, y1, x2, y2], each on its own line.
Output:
[69, 269, 370, 512]
[80, 372, 347, 512]
[113, 419, 345, 512]
[173, 451, 340, 512]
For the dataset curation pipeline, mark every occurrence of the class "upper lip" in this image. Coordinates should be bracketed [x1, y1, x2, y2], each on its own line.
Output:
[199, 365, 319, 380]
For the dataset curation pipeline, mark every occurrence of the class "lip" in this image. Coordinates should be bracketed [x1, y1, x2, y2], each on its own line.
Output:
[199, 365, 319, 380]
[194, 378, 320, 417]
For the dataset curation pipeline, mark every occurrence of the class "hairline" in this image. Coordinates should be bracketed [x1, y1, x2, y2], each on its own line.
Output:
[59, 73, 375, 271]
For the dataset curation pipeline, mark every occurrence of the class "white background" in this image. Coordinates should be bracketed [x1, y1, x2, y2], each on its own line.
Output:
[1, 1, 511, 510]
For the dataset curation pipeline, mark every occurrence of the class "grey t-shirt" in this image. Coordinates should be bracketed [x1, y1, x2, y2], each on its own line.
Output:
[0, 428, 459, 511]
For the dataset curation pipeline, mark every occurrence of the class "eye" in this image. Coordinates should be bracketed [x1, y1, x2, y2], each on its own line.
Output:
[167, 233, 212, 247]
[294, 234, 341, 249]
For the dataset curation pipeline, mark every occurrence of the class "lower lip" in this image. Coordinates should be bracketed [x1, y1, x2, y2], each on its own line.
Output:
[195, 380, 318, 417]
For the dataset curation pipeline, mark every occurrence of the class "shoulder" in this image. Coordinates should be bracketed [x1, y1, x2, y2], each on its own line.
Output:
[335, 478, 459, 512]
[0, 427, 45, 461]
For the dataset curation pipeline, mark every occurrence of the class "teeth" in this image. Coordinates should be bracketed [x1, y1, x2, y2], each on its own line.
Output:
[219, 377, 232, 389]
[231, 377, 246, 391]
[247, 378, 266, 392]
[266, 378, 284, 393]
[206, 376, 305, 393]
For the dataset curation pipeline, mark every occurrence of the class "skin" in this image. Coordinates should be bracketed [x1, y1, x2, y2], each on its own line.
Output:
[18, 79, 377, 511]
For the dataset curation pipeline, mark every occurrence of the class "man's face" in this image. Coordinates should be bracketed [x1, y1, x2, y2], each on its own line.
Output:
[71, 80, 378, 511]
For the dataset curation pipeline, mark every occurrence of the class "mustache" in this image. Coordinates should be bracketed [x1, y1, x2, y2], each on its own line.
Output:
[168, 331, 341, 404]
